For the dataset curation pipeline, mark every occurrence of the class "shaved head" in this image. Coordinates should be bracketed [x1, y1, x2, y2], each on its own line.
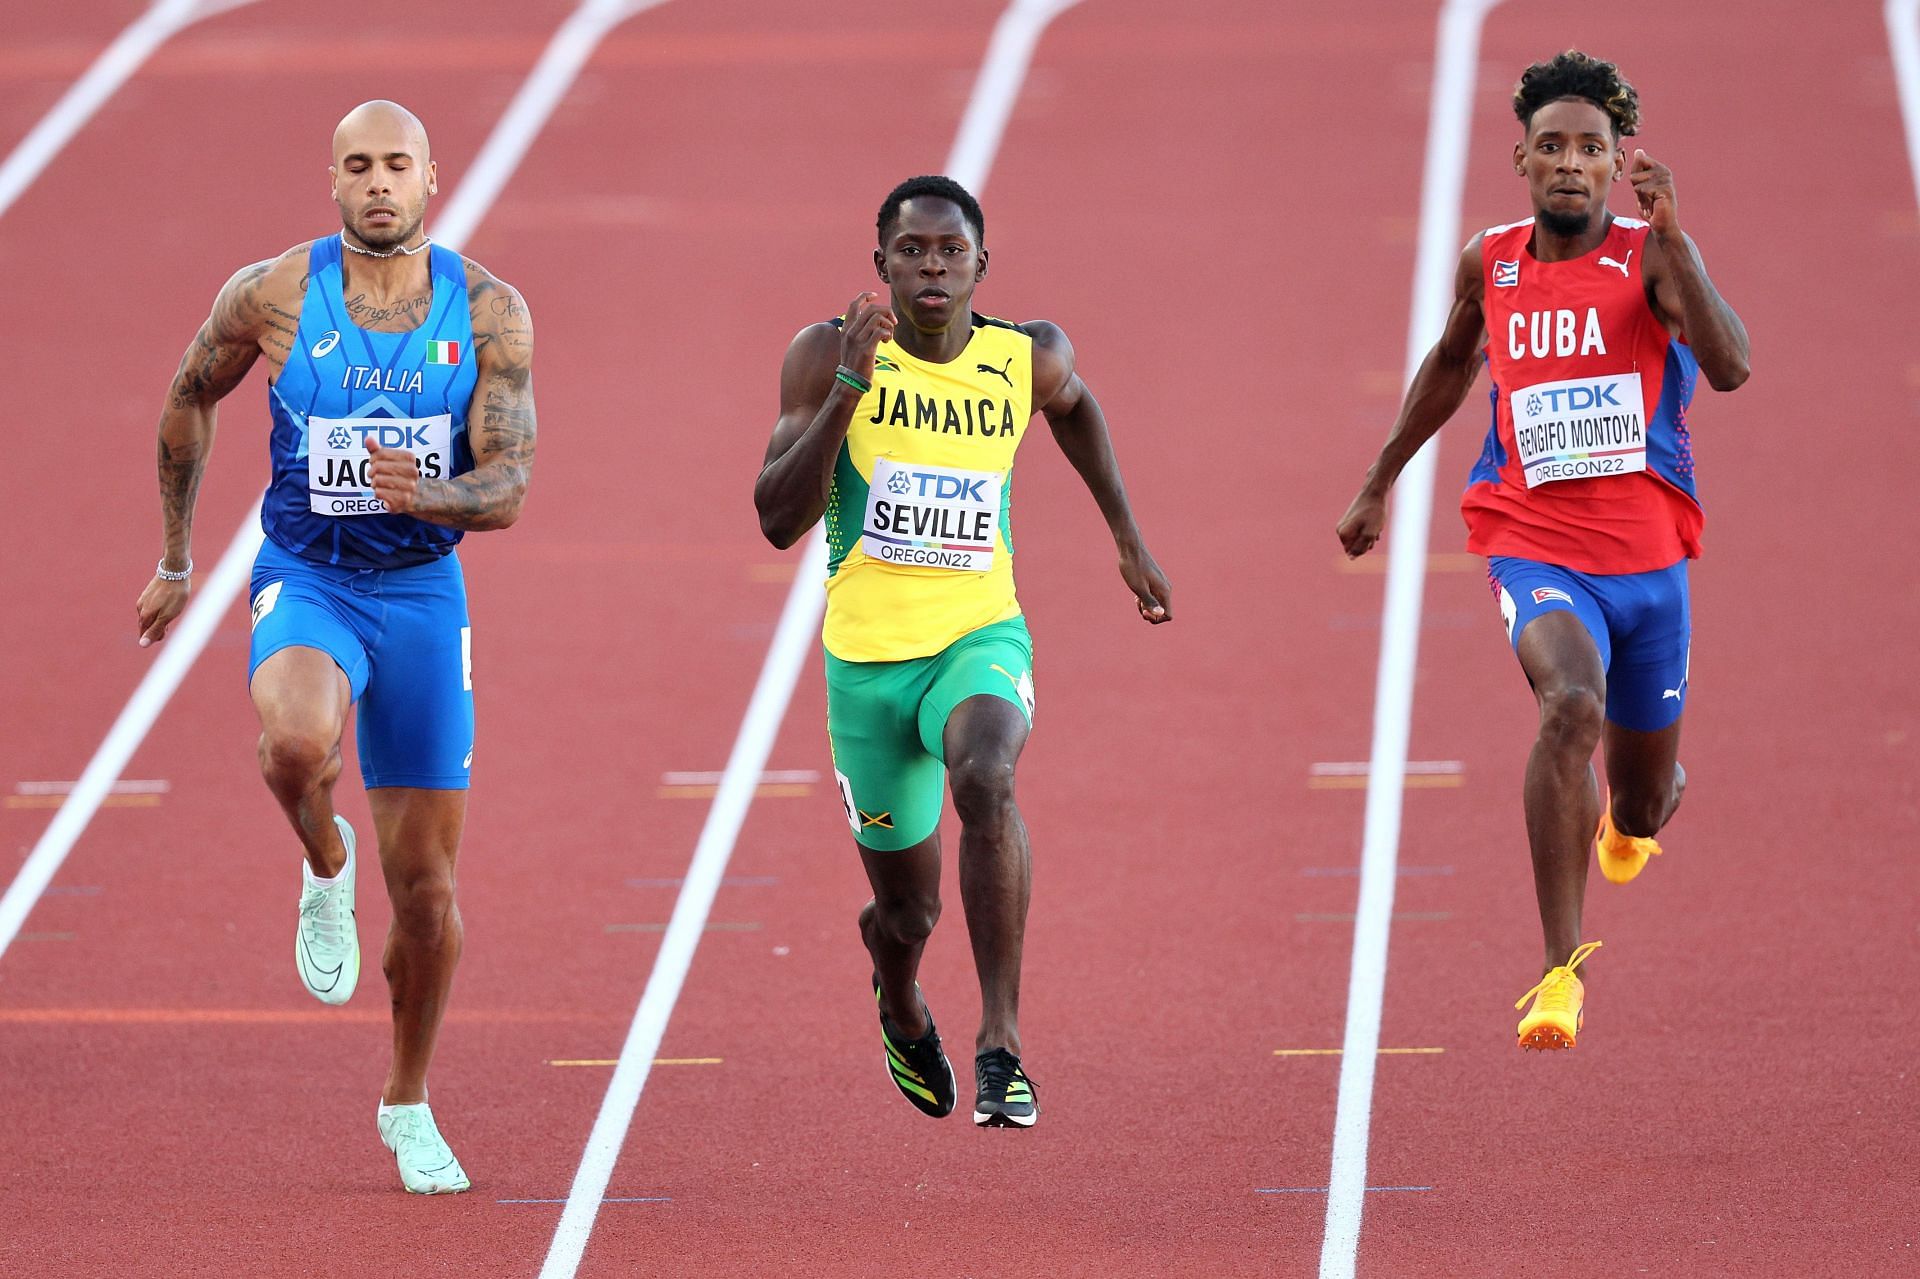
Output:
[333, 99, 430, 164]
[329, 100, 437, 253]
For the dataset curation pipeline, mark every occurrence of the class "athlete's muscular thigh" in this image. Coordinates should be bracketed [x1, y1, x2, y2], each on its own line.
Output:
[368, 787, 468, 882]
[1515, 610, 1607, 751]
[251, 646, 351, 750]
[942, 695, 1030, 822]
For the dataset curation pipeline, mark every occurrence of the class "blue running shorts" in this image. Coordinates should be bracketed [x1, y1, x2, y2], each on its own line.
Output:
[1487, 555, 1691, 733]
[247, 535, 475, 790]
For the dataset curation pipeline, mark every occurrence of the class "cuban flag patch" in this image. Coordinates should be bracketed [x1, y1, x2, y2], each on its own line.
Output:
[1493, 259, 1520, 288]
[1532, 586, 1573, 605]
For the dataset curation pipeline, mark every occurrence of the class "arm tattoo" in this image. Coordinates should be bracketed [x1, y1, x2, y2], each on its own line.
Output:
[409, 268, 536, 530]
[158, 435, 205, 548]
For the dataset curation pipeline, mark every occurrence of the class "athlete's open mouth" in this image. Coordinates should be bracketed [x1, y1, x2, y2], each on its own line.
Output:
[916, 289, 950, 303]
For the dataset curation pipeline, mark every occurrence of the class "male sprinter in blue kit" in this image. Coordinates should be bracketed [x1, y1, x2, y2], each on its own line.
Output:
[135, 101, 535, 1192]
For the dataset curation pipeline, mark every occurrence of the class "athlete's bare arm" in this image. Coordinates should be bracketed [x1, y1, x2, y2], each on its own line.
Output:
[368, 260, 536, 530]
[136, 248, 309, 646]
[1631, 150, 1750, 392]
[755, 293, 896, 549]
[1027, 320, 1171, 623]
[1337, 233, 1490, 558]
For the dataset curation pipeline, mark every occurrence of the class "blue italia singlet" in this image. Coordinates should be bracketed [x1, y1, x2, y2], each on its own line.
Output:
[261, 236, 479, 569]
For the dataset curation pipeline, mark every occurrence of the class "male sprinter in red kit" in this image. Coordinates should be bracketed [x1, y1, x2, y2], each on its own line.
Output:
[1337, 52, 1749, 1049]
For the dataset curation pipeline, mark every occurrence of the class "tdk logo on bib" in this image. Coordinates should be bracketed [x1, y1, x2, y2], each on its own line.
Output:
[327, 421, 437, 450]
[1528, 383, 1623, 414]
[884, 468, 990, 503]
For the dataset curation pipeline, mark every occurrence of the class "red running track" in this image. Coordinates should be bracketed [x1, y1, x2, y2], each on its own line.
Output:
[0, 1, 1914, 1276]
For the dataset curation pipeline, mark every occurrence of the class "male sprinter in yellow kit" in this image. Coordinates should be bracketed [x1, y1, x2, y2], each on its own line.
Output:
[755, 176, 1171, 1127]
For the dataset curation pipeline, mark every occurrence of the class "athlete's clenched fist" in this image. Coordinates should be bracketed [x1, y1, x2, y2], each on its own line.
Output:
[1629, 149, 1678, 236]
[367, 440, 421, 513]
[839, 292, 896, 383]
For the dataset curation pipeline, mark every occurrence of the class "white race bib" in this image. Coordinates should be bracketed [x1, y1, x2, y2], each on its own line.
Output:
[1511, 372, 1647, 488]
[307, 413, 451, 516]
[862, 456, 1002, 572]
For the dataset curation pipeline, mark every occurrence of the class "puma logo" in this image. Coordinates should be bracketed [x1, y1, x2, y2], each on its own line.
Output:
[976, 356, 1014, 387]
[1598, 250, 1633, 277]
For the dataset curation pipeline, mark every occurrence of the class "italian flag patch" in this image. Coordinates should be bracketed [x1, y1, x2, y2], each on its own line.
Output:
[425, 339, 460, 366]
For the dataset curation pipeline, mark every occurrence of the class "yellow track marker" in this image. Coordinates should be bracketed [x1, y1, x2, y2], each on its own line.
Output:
[1273, 1047, 1445, 1057]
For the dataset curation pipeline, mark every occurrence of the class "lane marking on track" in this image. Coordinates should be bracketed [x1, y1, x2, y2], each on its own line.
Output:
[7, 780, 171, 808]
[1301, 865, 1454, 878]
[534, 3, 1085, 1274]
[14, 780, 171, 795]
[0, 0, 263, 223]
[657, 783, 811, 799]
[1275, 1048, 1445, 1057]
[546, 1058, 721, 1067]
[0, 0, 676, 972]
[0, 1007, 619, 1024]
[661, 770, 818, 785]
[603, 921, 761, 933]
[1266, 1186, 1432, 1195]
[1318, 4, 1503, 1277]
[16, 932, 77, 942]
[1295, 912, 1452, 923]
[627, 875, 780, 888]
[1312, 761, 1461, 777]
[503, 1190, 668, 1198]
[1888, 0, 1920, 213]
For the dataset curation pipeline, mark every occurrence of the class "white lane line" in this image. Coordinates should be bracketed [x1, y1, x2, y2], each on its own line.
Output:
[0, 0, 264, 223]
[0, 520, 257, 966]
[533, 2, 1085, 1274]
[0, 0, 673, 971]
[1317, 2, 1503, 1277]
[1888, 0, 1920, 213]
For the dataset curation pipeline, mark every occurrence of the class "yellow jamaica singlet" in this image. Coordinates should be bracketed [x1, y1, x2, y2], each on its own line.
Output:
[822, 315, 1034, 662]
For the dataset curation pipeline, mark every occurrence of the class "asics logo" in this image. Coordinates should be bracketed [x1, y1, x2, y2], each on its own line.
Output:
[310, 330, 341, 358]
[976, 356, 1014, 387]
[1598, 250, 1633, 277]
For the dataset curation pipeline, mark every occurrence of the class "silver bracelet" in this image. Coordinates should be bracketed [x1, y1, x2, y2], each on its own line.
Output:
[155, 559, 193, 582]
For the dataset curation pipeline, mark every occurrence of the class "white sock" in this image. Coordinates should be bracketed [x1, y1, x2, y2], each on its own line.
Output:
[302, 846, 352, 887]
[379, 1098, 429, 1118]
